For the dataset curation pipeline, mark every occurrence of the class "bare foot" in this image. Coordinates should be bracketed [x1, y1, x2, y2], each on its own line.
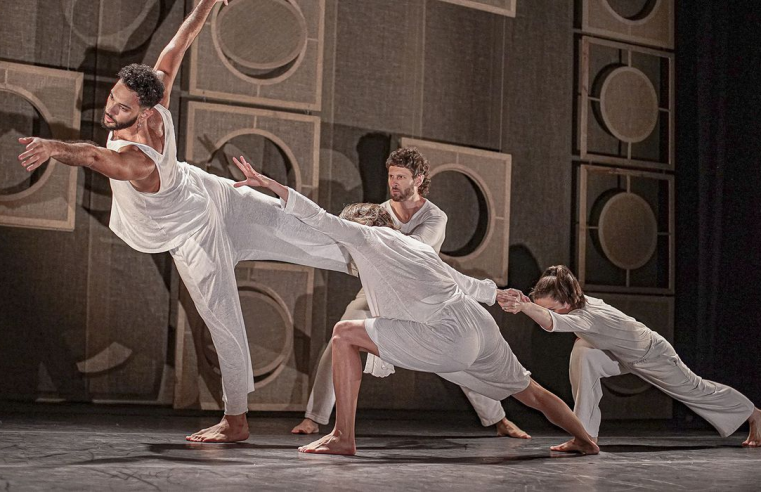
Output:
[298, 430, 356, 456]
[743, 407, 761, 448]
[496, 418, 531, 439]
[550, 437, 599, 455]
[291, 418, 320, 435]
[186, 414, 249, 443]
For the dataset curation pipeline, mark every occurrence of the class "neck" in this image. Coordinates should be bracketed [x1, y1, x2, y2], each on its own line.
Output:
[390, 193, 425, 222]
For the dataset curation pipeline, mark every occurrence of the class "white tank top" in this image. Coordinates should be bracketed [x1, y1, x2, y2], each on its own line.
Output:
[107, 104, 210, 253]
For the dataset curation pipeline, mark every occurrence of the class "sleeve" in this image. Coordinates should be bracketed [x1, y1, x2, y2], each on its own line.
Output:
[407, 212, 447, 251]
[442, 262, 497, 305]
[281, 188, 368, 246]
[548, 309, 594, 333]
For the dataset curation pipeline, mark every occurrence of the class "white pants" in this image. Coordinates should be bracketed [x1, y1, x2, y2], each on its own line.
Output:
[170, 170, 351, 415]
[304, 289, 509, 426]
[570, 334, 755, 438]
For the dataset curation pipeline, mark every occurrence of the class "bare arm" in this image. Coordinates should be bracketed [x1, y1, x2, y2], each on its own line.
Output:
[497, 289, 555, 331]
[154, 0, 228, 107]
[18, 137, 154, 181]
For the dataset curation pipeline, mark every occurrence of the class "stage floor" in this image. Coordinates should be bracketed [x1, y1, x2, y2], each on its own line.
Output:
[0, 407, 758, 491]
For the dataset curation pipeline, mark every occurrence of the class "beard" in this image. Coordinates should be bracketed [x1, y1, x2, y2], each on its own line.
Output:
[390, 185, 415, 202]
[101, 112, 137, 131]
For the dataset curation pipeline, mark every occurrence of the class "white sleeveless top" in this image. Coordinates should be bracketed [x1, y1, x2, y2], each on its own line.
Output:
[107, 104, 210, 253]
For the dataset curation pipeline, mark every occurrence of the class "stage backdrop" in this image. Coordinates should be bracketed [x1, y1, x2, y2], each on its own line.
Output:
[3, 0, 730, 426]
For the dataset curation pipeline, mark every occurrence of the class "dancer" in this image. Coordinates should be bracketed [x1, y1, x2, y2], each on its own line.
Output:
[232, 156, 599, 456]
[17, 0, 353, 443]
[292, 148, 528, 439]
[498, 265, 761, 450]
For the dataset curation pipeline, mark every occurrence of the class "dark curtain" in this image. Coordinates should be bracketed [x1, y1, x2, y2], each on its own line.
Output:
[676, 1, 761, 404]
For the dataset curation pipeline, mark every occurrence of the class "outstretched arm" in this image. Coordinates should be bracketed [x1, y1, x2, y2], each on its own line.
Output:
[154, 0, 228, 107]
[441, 263, 498, 305]
[497, 289, 555, 331]
[232, 156, 368, 246]
[17, 137, 154, 181]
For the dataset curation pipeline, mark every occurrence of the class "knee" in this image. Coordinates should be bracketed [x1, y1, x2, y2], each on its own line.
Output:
[331, 320, 355, 347]
[569, 343, 599, 378]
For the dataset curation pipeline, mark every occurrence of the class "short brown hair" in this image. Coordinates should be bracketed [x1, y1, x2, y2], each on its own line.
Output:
[340, 203, 398, 229]
[385, 147, 431, 197]
[117, 64, 164, 108]
[530, 265, 586, 310]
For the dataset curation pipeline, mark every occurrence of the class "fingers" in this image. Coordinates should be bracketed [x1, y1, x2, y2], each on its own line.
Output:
[18, 137, 33, 145]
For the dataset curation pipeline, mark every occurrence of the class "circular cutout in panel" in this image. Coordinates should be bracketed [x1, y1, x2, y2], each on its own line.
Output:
[427, 170, 489, 257]
[200, 285, 293, 386]
[216, 0, 307, 80]
[597, 192, 658, 270]
[64, 0, 161, 51]
[599, 67, 659, 144]
[0, 90, 54, 200]
[208, 133, 296, 198]
[604, 0, 659, 23]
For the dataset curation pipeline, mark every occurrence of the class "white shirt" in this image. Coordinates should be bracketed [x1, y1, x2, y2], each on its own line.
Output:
[380, 199, 447, 253]
[548, 296, 654, 362]
[107, 104, 210, 253]
[283, 189, 496, 325]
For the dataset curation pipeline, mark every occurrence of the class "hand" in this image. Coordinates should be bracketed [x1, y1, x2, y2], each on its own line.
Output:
[18, 137, 54, 172]
[232, 155, 273, 189]
[496, 288, 530, 314]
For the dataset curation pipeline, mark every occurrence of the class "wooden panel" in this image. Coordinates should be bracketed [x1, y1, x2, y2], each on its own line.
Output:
[0, 62, 82, 231]
[577, 164, 674, 294]
[577, 36, 674, 171]
[581, 0, 674, 49]
[437, 0, 517, 17]
[400, 137, 511, 284]
[188, 0, 325, 110]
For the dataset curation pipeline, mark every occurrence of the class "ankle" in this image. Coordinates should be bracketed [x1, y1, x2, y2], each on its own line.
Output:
[224, 413, 248, 427]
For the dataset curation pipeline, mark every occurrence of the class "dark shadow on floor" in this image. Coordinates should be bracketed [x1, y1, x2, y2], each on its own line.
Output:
[599, 444, 733, 453]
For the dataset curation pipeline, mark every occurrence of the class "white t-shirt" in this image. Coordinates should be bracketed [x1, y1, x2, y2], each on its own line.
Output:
[548, 296, 654, 362]
[380, 199, 447, 253]
[107, 104, 210, 253]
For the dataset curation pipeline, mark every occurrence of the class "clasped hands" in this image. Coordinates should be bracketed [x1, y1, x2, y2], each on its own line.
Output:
[496, 288, 532, 314]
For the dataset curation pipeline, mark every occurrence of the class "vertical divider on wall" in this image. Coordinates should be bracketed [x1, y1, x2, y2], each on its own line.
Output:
[574, 0, 675, 420]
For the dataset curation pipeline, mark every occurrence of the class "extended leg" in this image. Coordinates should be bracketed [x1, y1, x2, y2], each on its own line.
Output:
[512, 379, 599, 455]
[460, 387, 530, 438]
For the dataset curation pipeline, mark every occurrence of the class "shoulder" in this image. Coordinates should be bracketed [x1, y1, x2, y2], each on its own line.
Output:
[421, 199, 447, 221]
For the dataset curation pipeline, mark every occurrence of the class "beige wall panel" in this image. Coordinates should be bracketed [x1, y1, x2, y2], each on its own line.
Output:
[185, 101, 320, 200]
[401, 138, 511, 284]
[582, 0, 674, 49]
[174, 262, 315, 411]
[578, 164, 674, 294]
[189, 0, 324, 110]
[437, 0, 516, 17]
[578, 36, 674, 171]
[593, 293, 674, 420]
[0, 62, 82, 231]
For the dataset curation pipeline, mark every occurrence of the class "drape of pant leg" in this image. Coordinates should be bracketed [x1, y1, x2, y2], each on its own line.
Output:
[304, 289, 370, 425]
[629, 333, 754, 438]
[460, 386, 506, 426]
[569, 338, 627, 438]
[171, 222, 254, 416]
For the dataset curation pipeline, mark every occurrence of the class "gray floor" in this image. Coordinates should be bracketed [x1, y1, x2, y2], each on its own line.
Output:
[0, 408, 759, 491]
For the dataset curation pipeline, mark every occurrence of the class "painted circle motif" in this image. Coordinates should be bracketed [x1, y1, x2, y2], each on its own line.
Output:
[0, 90, 54, 201]
[597, 192, 658, 270]
[63, 0, 162, 51]
[599, 66, 659, 144]
[215, 0, 307, 79]
[427, 170, 489, 257]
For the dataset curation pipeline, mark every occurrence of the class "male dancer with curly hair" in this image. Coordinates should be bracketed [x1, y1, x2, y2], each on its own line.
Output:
[292, 148, 529, 439]
[17, 0, 352, 443]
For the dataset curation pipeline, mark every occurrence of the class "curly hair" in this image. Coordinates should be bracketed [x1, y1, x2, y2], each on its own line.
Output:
[530, 265, 586, 310]
[117, 64, 165, 108]
[385, 147, 431, 197]
[339, 203, 398, 229]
